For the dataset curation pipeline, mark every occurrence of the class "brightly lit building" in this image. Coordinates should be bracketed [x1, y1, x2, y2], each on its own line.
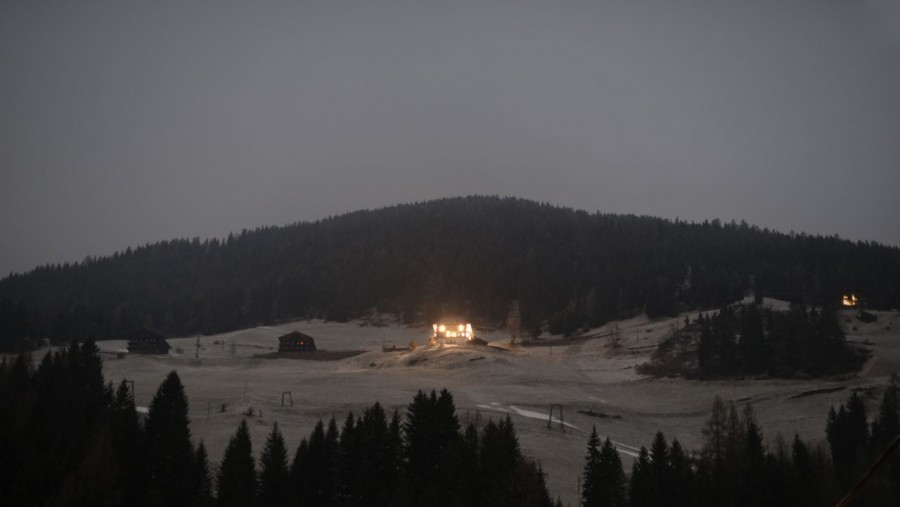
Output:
[842, 294, 859, 307]
[431, 321, 474, 345]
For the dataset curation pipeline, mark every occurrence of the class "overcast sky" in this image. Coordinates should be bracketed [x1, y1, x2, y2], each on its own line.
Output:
[1, 0, 899, 275]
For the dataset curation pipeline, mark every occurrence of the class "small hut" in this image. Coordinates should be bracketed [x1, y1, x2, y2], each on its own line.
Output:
[278, 331, 317, 353]
[127, 329, 171, 355]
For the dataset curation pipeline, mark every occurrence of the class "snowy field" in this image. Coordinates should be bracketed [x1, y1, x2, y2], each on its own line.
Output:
[34, 302, 900, 505]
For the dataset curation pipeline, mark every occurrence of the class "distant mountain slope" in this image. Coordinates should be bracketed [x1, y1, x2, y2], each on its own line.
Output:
[1, 196, 898, 348]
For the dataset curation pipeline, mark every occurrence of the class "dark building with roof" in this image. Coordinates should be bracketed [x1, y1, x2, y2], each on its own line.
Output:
[278, 331, 317, 353]
[126, 329, 171, 355]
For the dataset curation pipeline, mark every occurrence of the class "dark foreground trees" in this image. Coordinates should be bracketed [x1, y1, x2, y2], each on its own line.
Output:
[582, 383, 900, 507]
[582, 427, 627, 507]
[3, 342, 898, 506]
[0, 345, 554, 506]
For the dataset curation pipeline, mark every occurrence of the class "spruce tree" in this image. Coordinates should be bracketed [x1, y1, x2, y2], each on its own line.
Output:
[289, 438, 310, 505]
[479, 415, 522, 506]
[668, 439, 691, 507]
[258, 422, 290, 506]
[110, 379, 144, 503]
[403, 389, 461, 504]
[194, 442, 214, 506]
[599, 437, 627, 507]
[648, 432, 670, 507]
[356, 403, 395, 506]
[743, 405, 766, 507]
[871, 373, 900, 450]
[144, 371, 196, 505]
[217, 419, 256, 507]
[337, 412, 362, 506]
[629, 446, 651, 507]
[582, 427, 602, 507]
[866, 373, 900, 506]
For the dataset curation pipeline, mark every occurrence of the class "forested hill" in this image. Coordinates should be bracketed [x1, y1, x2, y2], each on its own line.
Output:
[1, 196, 899, 348]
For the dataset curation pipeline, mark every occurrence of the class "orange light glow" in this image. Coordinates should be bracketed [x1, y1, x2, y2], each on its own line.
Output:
[432, 321, 475, 343]
[842, 294, 858, 307]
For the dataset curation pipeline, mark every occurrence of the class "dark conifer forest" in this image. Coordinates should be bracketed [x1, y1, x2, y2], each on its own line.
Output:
[1, 196, 899, 351]
[1, 343, 898, 506]
[0, 343, 555, 506]
[640, 302, 869, 378]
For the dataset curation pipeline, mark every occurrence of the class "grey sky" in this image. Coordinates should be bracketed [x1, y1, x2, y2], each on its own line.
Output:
[2, 0, 899, 275]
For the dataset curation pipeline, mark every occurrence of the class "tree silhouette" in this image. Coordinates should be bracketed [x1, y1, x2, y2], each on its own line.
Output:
[217, 419, 256, 507]
[144, 370, 195, 505]
[258, 422, 289, 506]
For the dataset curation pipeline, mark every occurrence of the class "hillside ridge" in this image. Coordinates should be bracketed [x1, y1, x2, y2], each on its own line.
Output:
[1, 196, 898, 349]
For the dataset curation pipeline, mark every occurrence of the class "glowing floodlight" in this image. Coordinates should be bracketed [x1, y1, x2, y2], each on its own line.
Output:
[842, 294, 859, 307]
[431, 320, 475, 345]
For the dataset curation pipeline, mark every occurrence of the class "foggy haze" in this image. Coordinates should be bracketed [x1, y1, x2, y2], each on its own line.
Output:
[2, 0, 899, 275]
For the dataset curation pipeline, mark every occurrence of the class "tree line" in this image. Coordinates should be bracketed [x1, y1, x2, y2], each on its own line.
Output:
[1, 340, 898, 505]
[581, 375, 900, 507]
[695, 302, 866, 377]
[0, 341, 556, 506]
[2, 196, 898, 351]
[640, 302, 868, 378]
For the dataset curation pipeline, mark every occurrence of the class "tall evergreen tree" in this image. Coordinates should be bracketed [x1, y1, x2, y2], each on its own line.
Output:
[258, 422, 290, 506]
[865, 372, 900, 506]
[648, 432, 670, 507]
[668, 439, 692, 507]
[217, 419, 256, 507]
[600, 437, 627, 507]
[582, 426, 603, 507]
[629, 446, 651, 507]
[194, 442, 214, 506]
[289, 438, 310, 505]
[742, 406, 766, 507]
[144, 371, 196, 506]
[402, 389, 461, 505]
[110, 379, 144, 503]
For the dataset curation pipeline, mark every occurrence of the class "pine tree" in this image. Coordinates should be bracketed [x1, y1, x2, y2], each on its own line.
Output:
[144, 371, 196, 505]
[871, 373, 899, 450]
[582, 426, 602, 506]
[217, 419, 256, 507]
[698, 320, 714, 375]
[289, 438, 310, 505]
[702, 396, 728, 466]
[668, 439, 692, 507]
[356, 403, 396, 506]
[479, 415, 522, 505]
[258, 422, 290, 506]
[403, 389, 461, 504]
[337, 412, 359, 505]
[866, 373, 900, 506]
[739, 303, 766, 373]
[629, 446, 651, 507]
[110, 379, 144, 503]
[194, 442, 214, 506]
[300, 418, 338, 506]
[599, 437, 627, 507]
[742, 405, 766, 507]
[323, 417, 339, 505]
[790, 435, 815, 507]
[845, 392, 869, 483]
[648, 432, 670, 507]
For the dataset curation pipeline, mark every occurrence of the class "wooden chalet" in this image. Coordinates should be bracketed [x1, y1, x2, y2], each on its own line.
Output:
[126, 329, 171, 355]
[278, 331, 317, 353]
